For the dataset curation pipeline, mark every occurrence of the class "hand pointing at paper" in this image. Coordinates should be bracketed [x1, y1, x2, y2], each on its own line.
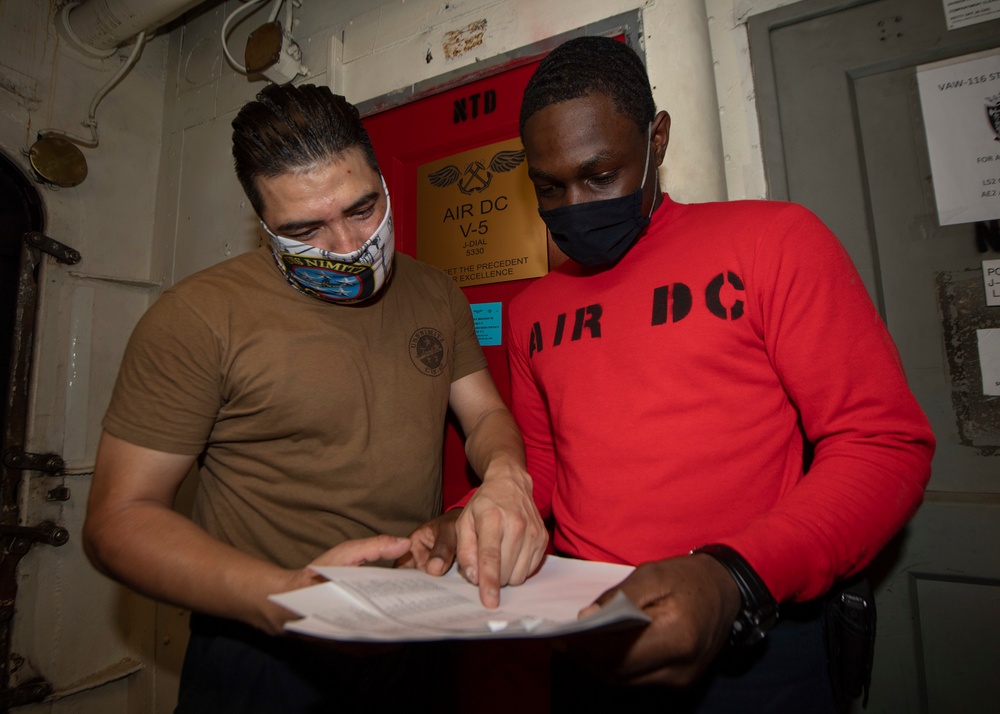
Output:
[400, 467, 548, 609]
[401, 369, 548, 608]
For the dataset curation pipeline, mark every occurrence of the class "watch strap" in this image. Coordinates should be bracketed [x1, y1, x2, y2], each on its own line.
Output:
[692, 543, 778, 647]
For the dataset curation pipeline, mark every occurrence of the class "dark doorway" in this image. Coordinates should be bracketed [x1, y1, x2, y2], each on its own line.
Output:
[0, 151, 44, 444]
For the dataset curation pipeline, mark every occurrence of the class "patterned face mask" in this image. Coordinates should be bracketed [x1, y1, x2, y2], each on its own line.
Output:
[263, 177, 395, 304]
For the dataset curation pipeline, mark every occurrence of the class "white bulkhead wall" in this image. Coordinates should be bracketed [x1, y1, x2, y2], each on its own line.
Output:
[0, 0, 794, 711]
[0, 0, 171, 710]
[166, 0, 735, 287]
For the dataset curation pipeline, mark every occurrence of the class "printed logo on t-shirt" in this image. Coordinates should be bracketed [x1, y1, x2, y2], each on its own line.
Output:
[527, 270, 745, 358]
[409, 327, 447, 376]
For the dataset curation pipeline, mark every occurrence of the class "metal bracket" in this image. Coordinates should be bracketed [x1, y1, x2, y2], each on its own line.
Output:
[22, 232, 81, 265]
[0, 523, 70, 548]
[0, 523, 69, 629]
[2, 451, 63, 474]
[46, 486, 70, 502]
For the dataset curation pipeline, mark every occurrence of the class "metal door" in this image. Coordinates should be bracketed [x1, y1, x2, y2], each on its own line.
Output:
[750, 1, 1000, 710]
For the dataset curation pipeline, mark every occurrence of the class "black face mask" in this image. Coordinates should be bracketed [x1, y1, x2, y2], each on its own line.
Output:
[539, 188, 650, 267]
[538, 124, 655, 268]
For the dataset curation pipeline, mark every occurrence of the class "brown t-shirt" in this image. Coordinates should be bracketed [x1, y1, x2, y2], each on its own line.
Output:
[103, 248, 487, 568]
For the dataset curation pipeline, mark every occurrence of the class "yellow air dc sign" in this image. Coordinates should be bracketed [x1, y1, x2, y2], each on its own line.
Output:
[417, 137, 548, 286]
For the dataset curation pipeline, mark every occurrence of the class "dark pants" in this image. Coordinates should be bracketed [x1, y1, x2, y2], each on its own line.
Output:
[175, 613, 452, 714]
[551, 604, 838, 713]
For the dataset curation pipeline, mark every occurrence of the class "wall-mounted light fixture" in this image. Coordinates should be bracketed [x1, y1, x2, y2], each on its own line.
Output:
[223, 0, 307, 85]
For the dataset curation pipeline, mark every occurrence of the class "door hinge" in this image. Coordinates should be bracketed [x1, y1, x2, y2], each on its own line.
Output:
[2, 451, 63, 474]
[23, 232, 81, 265]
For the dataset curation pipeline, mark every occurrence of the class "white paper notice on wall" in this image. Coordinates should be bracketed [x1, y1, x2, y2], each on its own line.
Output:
[942, 0, 1000, 30]
[978, 329, 1000, 396]
[986, 259, 1000, 306]
[916, 48, 1000, 226]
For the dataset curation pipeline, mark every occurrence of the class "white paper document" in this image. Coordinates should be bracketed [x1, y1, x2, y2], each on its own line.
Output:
[270, 555, 650, 642]
[977, 328, 1000, 396]
[916, 49, 1000, 225]
[942, 0, 1000, 30]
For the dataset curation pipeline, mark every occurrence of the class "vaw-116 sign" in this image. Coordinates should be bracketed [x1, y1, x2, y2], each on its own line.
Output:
[917, 48, 1000, 226]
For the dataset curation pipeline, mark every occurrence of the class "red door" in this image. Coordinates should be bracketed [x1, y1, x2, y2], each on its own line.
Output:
[364, 59, 546, 508]
[364, 58, 553, 713]
[362, 35, 629, 711]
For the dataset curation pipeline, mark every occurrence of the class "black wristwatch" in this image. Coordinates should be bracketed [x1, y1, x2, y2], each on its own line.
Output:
[692, 544, 778, 647]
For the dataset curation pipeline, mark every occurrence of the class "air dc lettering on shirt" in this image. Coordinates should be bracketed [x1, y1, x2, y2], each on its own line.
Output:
[528, 271, 745, 358]
[528, 305, 602, 357]
[705, 271, 745, 320]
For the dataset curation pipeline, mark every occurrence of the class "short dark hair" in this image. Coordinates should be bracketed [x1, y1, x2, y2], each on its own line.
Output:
[519, 36, 656, 135]
[232, 83, 380, 216]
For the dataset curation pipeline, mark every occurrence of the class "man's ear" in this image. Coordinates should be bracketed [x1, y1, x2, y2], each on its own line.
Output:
[652, 110, 671, 166]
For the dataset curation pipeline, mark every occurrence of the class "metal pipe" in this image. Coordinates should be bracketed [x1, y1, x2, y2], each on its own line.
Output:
[57, 0, 205, 55]
[39, 31, 147, 148]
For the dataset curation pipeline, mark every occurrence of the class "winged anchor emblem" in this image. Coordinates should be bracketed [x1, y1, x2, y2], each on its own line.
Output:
[988, 94, 1000, 142]
[427, 149, 526, 195]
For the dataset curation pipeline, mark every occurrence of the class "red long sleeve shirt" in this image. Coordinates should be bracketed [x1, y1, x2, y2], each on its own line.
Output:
[505, 196, 934, 603]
